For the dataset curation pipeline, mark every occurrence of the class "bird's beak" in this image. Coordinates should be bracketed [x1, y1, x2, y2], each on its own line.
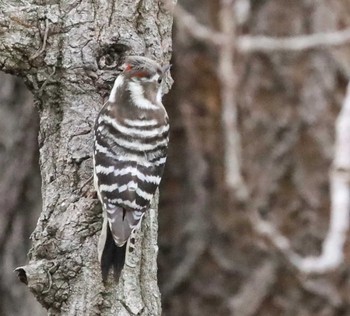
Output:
[162, 64, 172, 75]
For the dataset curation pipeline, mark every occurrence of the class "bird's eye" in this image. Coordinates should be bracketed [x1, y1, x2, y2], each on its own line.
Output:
[157, 77, 162, 84]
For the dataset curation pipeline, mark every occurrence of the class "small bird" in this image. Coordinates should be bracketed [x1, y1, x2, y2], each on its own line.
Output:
[93, 56, 170, 281]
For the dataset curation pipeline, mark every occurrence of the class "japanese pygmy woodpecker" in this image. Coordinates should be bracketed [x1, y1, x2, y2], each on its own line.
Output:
[93, 56, 170, 281]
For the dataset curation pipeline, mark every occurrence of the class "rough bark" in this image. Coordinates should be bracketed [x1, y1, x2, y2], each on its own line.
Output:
[0, 1, 174, 315]
[159, 0, 350, 315]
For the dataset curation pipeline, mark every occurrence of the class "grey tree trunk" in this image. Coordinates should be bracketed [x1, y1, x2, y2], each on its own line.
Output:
[0, 1, 174, 315]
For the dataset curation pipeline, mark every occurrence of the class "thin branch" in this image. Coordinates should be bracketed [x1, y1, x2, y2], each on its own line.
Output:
[218, 0, 248, 200]
[170, 1, 350, 53]
[163, 1, 225, 46]
[233, 0, 251, 26]
[251, 213, 301, 265]
[176, 4, 225, 45]
[299, 278, 342, 307]
[293, 81, 350, 273]
[238, 28, 350, 53]
[254, 82, 350, 274]
[228, 261, 277, 316]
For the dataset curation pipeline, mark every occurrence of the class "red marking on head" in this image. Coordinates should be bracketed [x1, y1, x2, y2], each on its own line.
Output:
[133, 71, 148, 78]
[124, 64, 132, 71]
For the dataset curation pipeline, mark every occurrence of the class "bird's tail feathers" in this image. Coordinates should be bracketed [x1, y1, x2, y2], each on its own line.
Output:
[101, 224, 126, 282]
[100, 209, 145, 282]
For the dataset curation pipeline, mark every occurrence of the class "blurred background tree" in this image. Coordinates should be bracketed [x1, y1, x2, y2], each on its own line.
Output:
[0, 73, 44, 315]
[2, 0, 350, 315]
[159, 0, 350, 315]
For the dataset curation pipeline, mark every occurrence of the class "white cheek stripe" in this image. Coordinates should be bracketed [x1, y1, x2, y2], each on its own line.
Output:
[109, 75, 124, 103]
[128, 82, 158, 110]
[156, 87, 162, 103]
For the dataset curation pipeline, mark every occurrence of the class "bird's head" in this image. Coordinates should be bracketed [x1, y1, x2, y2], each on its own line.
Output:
[108, 56, 170, 105]
[121, 56, 170, 86]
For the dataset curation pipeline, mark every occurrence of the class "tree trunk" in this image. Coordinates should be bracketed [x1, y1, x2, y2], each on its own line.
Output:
[0, 1, 174, 315]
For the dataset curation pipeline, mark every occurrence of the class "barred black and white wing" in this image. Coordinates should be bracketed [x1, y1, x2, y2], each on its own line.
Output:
[93, 84, 169, 281]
